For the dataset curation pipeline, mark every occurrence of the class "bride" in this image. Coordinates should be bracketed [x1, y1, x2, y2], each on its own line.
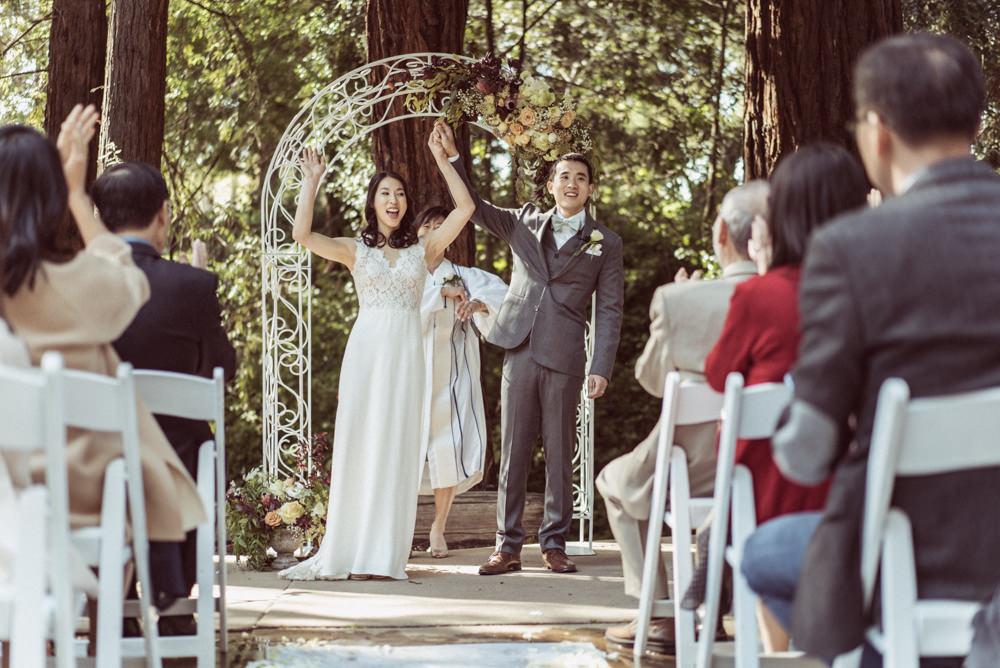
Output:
[280, 123, 474, 581]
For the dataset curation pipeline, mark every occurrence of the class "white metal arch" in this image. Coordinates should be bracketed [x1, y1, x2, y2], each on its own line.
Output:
[260, 52, 595, 553]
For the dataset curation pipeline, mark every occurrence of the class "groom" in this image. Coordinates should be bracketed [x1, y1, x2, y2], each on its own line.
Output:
[436, 122, 624, 575]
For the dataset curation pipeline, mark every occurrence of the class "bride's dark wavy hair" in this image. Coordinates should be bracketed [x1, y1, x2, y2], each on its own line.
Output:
[360, 171, 418, 249]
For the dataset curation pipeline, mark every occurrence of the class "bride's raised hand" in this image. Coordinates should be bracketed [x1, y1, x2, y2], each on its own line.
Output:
[434, 121, 458, 158]
[298, 147, 326, 185]
[427, 127, 447, 161]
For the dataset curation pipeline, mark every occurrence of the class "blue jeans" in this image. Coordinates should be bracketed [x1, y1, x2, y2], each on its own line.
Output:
[740, 511, 822, 631]
[742, 513, 963, 668]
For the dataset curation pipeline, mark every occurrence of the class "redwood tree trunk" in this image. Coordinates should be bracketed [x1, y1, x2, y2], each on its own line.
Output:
[44, 0, 106, 190]
[743, 0, 901, 178]
[366, 0, 474, 266]
[98, 0, 169, 169]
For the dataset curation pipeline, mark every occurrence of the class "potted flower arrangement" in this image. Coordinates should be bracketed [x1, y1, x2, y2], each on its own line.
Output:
[226, 432, 330, 570]
[403, 53, 592, 199]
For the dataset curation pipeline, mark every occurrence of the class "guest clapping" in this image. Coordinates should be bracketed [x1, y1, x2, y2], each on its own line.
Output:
[704, 143, 869, 651]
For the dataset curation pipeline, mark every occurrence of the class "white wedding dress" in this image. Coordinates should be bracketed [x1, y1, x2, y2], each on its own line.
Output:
[280, 238, 427, 581]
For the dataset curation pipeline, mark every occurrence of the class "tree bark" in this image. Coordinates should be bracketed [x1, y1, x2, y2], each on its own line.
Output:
[366, 0, 474, 266]
[44, 0, 106, 190]
[743, 0, 901, 179]
[98, 0, 169, 170]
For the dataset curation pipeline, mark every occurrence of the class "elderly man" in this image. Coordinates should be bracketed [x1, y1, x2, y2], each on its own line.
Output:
[599, 180, 767, 653]
[741, 33, 1000, 667]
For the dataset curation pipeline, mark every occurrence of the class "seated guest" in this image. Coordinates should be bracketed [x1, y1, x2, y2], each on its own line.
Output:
[600, 181, 765, 653]
[742, 33, 1000, 668]
[0, 107, 204, 559]
[92, 162, 236, 631]
[704, 142, 868, 651]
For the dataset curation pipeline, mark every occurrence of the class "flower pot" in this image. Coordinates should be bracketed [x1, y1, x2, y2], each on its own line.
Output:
[269, 526, 303, 570]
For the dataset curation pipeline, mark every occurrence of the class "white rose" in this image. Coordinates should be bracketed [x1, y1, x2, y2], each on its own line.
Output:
[277, 501, 305, 524]
[267, 480, 285, 496]
[590, 230, 604, 242]
[312, 501, 326, 517]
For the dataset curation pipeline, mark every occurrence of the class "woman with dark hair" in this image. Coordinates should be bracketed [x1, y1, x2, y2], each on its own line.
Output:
[280, 125, 475, 581]
[703, 142, 869, 650]
[0, 105, 205, 555]
[414, 205, 507, 558]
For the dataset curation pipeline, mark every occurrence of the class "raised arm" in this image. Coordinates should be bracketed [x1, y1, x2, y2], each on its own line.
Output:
[435, 121, 521, 242]
[56, 104, 107, 245]
[291, 148, 356, 270]
[421, 122, 476, 263]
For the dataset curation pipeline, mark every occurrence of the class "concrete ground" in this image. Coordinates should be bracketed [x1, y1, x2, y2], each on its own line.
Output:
[214, 541, 825, 667]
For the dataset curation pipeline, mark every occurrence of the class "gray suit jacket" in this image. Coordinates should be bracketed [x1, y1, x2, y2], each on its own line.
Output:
[455, 159, 624, 379]
[780, 158, 1000, 658]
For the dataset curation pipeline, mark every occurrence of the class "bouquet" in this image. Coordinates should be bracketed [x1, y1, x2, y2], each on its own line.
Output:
[404, 54, 592, 199]
[225, 432, 331, 570]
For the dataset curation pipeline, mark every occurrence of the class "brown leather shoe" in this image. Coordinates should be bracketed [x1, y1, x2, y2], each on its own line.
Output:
[604, 617, 676, 653]
[542, 548, 578, 573]
[478, 550, 521, 575]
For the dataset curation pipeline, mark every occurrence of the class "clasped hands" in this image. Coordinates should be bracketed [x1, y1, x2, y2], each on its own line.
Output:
[440, 285, 486, 321]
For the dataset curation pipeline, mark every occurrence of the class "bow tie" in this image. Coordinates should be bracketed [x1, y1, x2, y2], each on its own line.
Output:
[551, 212, 584, 235]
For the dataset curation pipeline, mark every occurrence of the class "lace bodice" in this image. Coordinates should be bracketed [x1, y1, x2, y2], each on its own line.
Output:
[352, 239, 426, 312]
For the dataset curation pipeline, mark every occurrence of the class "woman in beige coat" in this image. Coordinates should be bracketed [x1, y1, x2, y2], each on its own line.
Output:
[0, 106, 204, 543]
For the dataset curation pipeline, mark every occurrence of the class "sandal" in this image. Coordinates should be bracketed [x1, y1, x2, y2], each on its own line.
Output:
[428, 524, 449, 559]
[348, 573, 371, 580]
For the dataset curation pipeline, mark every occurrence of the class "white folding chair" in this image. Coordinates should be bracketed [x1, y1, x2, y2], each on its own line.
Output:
[851, 378, 997, 667]
[697, 372, 791, 668]
[129, 367, 226, 667]
[634, 372, 724, 664]
[0, 355, 76, 668]
[57, 361, 162, 668]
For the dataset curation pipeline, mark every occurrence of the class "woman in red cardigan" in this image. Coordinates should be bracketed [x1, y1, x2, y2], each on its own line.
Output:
[705, 143, 869, 525]
[703, 144, 869, 651]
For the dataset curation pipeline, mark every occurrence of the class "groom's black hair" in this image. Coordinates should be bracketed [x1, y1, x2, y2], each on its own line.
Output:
[548, 153, 593, 183]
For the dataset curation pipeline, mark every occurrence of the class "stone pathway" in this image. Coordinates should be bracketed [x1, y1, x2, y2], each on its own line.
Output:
[204, 541, 824, 667]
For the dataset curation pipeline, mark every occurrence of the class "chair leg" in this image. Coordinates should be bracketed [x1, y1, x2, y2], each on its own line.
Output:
[635, 444, 676, 660]
[670, 448, 697, 668]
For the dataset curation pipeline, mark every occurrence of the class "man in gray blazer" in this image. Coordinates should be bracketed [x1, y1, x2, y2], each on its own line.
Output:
[739, 33, 1000, 664]
[599, 181, 765, 651]
[436, 122, 624, 575]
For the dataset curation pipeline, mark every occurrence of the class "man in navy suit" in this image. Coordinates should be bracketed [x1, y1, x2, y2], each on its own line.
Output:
[93, 162, 236, 634]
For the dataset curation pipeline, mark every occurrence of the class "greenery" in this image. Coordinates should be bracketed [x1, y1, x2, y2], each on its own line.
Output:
[225, 432, 331, 570]
[2, 1, 998, 543]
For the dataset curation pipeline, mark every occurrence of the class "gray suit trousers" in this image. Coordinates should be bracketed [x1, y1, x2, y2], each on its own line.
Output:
[497, 343, 581, 553]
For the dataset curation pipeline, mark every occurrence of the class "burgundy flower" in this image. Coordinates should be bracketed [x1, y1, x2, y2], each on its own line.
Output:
[474, 78, 497, 94]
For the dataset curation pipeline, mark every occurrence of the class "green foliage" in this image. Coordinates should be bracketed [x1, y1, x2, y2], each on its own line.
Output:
[4, 0, 999, 544]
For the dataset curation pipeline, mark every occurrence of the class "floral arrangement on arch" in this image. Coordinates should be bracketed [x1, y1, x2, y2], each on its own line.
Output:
[225, 432, 330, 570]
[404, 53, 592, 198]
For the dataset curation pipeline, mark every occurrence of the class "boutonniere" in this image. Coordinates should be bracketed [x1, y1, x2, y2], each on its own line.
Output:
[441, 271, 463, 288]
[573, 230, 604, 258]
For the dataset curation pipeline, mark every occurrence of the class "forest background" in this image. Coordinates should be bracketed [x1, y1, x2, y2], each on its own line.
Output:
[3, 0, 998, 539]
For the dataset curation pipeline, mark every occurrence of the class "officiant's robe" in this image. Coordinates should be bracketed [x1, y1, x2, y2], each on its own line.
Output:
[419, 260, 507, 494]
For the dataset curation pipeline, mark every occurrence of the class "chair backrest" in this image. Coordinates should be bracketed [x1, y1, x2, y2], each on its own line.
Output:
[714, 372, 791, 490]
[0, 353, 75, 668]
[860, 378, 1000, 608]
[132, 367, 225, 425]
[656, 372, 725, 491]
